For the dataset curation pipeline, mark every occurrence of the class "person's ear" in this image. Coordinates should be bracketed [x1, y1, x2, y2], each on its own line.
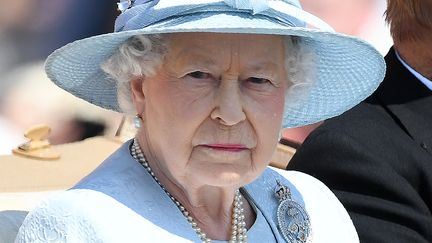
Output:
[130, 77, 146, 113]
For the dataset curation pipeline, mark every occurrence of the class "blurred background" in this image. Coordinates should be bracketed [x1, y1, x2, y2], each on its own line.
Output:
[0, 0, 392, 155]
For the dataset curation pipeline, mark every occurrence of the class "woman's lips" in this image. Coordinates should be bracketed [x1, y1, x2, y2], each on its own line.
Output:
[201, 144, 248, 152]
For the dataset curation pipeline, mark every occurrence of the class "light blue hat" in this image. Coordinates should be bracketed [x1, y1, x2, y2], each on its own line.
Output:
[45, 0, 385, 128]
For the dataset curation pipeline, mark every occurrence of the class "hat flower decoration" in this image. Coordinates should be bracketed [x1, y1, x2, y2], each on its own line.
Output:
[117, 0, 135, 12]
[223, 0, 270, 13]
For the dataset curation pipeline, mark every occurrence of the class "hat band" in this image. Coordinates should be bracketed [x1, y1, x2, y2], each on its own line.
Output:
[115, 0, 334, 32]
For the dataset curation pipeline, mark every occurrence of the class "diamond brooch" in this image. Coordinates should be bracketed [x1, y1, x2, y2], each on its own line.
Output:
[275, 180, 311, 243]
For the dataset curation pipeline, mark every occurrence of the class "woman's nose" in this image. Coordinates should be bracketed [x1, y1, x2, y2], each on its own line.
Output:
[210, 78, 246, 126]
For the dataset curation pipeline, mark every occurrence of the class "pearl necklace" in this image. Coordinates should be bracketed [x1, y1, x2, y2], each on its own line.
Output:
[131, 138, 248, 243]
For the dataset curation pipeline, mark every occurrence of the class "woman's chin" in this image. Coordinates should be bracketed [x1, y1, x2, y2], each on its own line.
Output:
[188, 165, 259, 187]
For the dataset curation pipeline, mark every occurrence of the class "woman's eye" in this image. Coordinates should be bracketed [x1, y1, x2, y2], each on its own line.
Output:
[187, 71, 211, 79]
[245, 77, 271, 84]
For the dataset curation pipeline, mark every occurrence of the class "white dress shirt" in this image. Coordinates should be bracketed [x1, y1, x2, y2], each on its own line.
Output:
[396, 51, 432, 91]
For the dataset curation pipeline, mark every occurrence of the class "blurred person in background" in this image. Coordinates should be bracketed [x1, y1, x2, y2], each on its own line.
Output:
[301, 0, 390, 47]
[0, 0, 32, 77]
[0, 0, 116, 74]
[282, 0, 391, 144]
[0, 62, 117, 155]
[0, 0, 118, 154]
[288, 0, 432, 242]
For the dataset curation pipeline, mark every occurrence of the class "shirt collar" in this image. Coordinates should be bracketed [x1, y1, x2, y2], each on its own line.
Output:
[395, 51, 432, 91]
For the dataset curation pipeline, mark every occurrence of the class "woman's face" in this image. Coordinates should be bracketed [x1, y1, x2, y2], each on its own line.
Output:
[132, 33, 288, 188]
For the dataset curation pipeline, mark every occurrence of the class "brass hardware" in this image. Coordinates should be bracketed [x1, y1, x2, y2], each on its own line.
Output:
[12, 125, 60, 160]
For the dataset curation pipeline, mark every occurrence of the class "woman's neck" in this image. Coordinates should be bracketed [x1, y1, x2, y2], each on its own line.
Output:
[136, 136, 255, 240]
[151, 159, 255, 240]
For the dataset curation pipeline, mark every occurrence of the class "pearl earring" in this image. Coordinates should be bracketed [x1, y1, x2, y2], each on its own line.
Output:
[134, 114, 142, 128]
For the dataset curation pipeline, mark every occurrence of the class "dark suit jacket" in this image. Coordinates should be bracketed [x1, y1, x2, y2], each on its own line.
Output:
[287, 48, 432, 243]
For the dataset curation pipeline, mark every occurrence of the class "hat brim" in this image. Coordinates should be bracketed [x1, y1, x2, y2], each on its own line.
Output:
[45, 12, 385, 128]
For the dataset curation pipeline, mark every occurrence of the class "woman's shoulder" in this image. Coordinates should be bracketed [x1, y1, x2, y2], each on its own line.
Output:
[260, 167, 344, 203]
[15, 189, 102, 242]
[15, 189, 191, 243]
[247, 167, 359, 243]
[270, 167, 343, 202]
[272, 168, 355, 219]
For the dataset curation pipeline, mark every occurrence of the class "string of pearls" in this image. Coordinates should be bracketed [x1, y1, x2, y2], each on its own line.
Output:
[131, 138, 248, 242]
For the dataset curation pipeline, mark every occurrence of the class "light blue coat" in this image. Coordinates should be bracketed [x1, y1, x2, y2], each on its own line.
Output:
[16, 141, 358, 242]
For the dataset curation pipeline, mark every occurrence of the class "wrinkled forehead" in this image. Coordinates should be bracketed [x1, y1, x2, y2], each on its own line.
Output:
[164, 32, 286, 69]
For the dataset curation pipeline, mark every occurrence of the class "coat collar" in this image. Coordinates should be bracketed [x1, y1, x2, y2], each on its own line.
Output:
[369, 47, 432, 153]
[244, 168, 308, 243]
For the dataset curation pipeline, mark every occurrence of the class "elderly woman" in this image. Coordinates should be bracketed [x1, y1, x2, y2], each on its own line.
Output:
[15, 0, 385, 242]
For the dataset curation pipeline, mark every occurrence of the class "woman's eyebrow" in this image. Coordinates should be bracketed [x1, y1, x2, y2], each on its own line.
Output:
[244, 61, 279, 73]
[172, 50, 220, 69]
